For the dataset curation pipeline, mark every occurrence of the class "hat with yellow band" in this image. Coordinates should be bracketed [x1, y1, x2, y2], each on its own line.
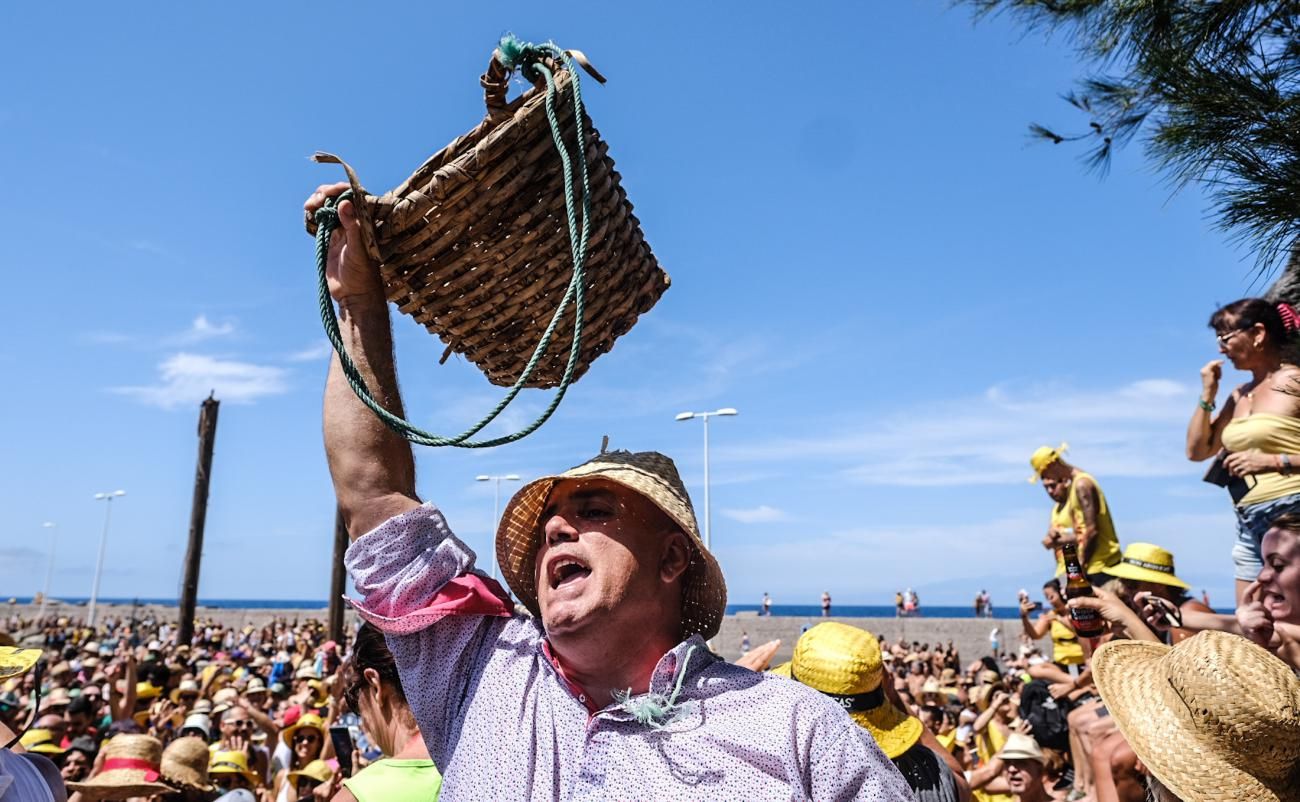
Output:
[770, 622, 923, 759]
[1028, 442, 1068, 483]
[1102, 543, 1190, 590]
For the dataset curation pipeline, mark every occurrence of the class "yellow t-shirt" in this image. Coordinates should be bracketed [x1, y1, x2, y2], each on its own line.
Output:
[1050, 616, 1085, 666]
[974, 723, 1015, 802]
[1220, 414, 1300, 506]
[1051, 471, 1122, 576]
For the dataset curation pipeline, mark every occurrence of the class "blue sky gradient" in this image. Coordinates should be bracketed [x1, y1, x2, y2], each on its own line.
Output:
[0, 2, 1263, 608]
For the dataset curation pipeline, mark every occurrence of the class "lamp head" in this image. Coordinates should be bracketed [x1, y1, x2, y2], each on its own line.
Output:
[715, 408, 739, 417]
[674, 412, 695, 421]
[475, 475, 491, 482]
[504, 475, 521, 481]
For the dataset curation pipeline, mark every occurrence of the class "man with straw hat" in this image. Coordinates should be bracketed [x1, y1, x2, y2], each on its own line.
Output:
[772, 622, 966, 802]
[988, 733, 1051, 802]
[1091, 629, 1300, 802]
[308, 184, 912, 800]
[65, 733, 172, 799]
[1028, 443, 1122, 583]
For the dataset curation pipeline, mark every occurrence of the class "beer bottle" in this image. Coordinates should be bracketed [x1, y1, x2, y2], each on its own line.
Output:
[1061, 542, 1105, 639]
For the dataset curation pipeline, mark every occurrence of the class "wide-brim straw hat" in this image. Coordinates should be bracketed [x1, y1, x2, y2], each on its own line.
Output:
[0, 645, 40, 680]
[281, 712, 327, 749]
[287, 759, 333, 786]
[1102, 542, 1190, 589]
[496, 450, 727, 639]
[66, 733, 172, 799]
[18, 728, 64, 755]
[209, 750, 260, 787]
[771, 622, 923, 759]
[995, 732, 1045, 763]
[160, 736, 216, 792]
[1092, 630, 1300, 802]
[171, 679, 201, 703]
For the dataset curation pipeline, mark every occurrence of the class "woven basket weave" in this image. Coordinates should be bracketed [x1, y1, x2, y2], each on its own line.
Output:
[309, 50, 668, 389]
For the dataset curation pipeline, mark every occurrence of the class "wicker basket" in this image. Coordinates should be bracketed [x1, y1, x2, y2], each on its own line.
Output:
[309, 48, 668, 390]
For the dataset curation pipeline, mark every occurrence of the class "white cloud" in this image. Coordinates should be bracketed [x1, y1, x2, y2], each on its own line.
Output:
[718, 377, 1201, 487]
[722, 505, 789, 524]
[174, 315, 236, 343]
[113, 353, 288, 409]
[286, 342, 333, 362]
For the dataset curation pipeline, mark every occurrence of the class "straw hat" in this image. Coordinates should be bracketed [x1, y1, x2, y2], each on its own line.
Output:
[287, 759, 333, 787]
[281, 712, 327, 749]
[995, 732, 1045, 763]
[171, 678, 201, 703]
[0, 645, 40, 680]
[160, 736, 216, 792]
[209, 750, 259, 786]
[244, 677, 267, 696]
[211, 686, 239, 714]
[771, 622, 923, 759]
[1102, 543, 1190, 590]
[19, 728, 65, 755]
[39, 686, 71, 712]
[1092, 630, 1300, 802]
[136, 681, 162, 701]
[1028, 442, 1067, 483]
[293, 663, 318, 681]
[66, 733, 172, 799]
[192, 698, 213, 715]
[496, 450, 728, 639]
[306, 679, 329, 708]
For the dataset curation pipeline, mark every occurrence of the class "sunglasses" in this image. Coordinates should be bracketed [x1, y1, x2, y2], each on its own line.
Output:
[1216, 327, 1251, 345]
[293, 731, 321, 744]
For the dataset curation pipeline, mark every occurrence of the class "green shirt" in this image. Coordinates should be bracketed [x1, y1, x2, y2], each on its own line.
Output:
[342, 758, 442, 802]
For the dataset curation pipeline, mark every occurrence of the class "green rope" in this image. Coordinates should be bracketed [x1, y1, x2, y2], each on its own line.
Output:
[314, 38, 591, 448]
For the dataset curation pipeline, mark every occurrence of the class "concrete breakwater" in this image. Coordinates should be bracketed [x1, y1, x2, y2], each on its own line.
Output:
[714, 613, 1040, 665]
[10, 603, 1037, 668]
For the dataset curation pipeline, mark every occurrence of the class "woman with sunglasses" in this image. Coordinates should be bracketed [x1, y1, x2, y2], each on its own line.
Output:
[269, 712, 326, 801]
[1188, 297, 1300, 602]
[322, 624, 441, 802]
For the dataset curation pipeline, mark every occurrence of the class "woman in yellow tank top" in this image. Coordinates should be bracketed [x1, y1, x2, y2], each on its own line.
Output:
[1018, 580, 1084, 666]
[1187, 297, 1300, 601]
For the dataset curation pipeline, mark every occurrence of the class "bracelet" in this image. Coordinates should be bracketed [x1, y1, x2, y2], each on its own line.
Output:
[1198, 398, 1216, 412]
[1283, 454, 1293, 476]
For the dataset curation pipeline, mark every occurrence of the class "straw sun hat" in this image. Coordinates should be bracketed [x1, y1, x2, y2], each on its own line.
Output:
[496, 450, 728, 640]
[1092, 630, 1300, 802]
[66, 733, 172, 799]
[160, 736, 215, 793]
[770, 622, 923, 759]
[1102, 542, 1190, 589]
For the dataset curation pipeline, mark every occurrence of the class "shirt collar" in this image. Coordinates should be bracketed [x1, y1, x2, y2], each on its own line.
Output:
[540, 635, 717, 720]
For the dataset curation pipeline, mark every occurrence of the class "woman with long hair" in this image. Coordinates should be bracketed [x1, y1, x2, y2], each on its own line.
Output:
[317, 624, 442, 802]
[268, 712, 325, 801]
[1187, 297, 1300, 601]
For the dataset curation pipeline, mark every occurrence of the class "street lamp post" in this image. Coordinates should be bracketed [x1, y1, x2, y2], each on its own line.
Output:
[37, 522, 56, 622]
[476, 474, 520, 581]
[89, 490, 126, 628]
[674, 408, 738, 551]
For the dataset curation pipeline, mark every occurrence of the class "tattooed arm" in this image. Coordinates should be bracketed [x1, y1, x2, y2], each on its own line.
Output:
[1073, 476, 1100, 565]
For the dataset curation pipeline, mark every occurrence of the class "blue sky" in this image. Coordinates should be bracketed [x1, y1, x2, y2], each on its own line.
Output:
[0, 3, 1265, 608]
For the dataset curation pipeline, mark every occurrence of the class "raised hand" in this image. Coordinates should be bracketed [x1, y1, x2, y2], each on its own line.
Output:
[1237, 581, 1276, 648]
[304, 183, 382, 303]
[1201, 359, 1223, 398]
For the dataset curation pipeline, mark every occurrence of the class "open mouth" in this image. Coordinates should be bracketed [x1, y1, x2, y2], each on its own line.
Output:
[548, 557, 592, 590]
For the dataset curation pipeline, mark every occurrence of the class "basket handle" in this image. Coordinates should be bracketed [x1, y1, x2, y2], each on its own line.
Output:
[481, 46, 606, 125]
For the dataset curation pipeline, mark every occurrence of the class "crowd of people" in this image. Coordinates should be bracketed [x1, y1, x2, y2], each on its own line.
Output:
[0, 612, 436, 802]
[4, 185, 1300, 801]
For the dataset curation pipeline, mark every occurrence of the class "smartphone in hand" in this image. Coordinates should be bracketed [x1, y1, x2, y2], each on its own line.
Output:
[329, 725, 355, 778]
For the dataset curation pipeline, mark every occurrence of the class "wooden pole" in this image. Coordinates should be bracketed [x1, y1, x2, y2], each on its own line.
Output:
[178, 394, 219, 649]
[328, 509, 348, 644]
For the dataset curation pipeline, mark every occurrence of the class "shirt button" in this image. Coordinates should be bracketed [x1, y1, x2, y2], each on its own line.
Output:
[579, 695, 585, 703]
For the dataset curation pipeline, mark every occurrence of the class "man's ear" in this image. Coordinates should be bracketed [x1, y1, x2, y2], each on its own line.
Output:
[660, 530, 691, 584]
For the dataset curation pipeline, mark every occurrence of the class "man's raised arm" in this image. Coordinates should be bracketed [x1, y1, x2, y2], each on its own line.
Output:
[308, 183, 420, 537]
